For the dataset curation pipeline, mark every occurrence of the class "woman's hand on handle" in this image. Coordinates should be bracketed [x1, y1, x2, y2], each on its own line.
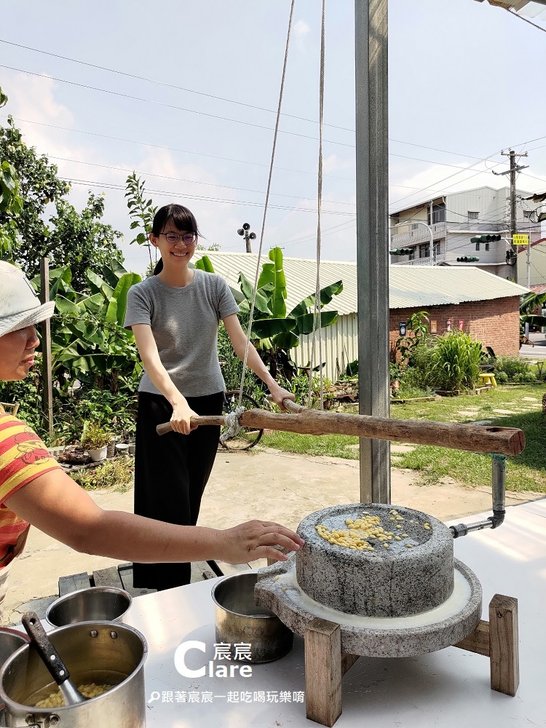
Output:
[267, 383, 295, 411]
[170, 400, 199, 435]
[220, 520, 304, 564]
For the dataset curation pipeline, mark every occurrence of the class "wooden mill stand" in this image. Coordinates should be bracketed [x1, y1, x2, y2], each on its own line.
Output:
[159, 400, 524, 726]
[303, 594, 518, 727]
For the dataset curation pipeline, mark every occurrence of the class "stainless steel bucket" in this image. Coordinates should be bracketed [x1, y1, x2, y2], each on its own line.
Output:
[0, 621, 147, 727]
[212, 571, 293, 663]
[46, 586, 132, 627]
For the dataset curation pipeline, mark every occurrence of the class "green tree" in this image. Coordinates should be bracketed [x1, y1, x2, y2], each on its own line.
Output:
[125, 171, 158, 274]
[0, 90, 23, 255]
[0, 113, 122, 286]
[0, 115, 69, 273]
[47, 194, 123, 292]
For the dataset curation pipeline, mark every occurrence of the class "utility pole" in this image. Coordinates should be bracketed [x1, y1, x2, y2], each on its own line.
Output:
[237, 223, 256, 253]
[493, 149, 528, 258]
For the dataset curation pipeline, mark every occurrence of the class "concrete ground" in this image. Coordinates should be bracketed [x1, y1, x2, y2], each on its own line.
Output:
[519, 330, 546, 359]
[2, 447, 541, 627]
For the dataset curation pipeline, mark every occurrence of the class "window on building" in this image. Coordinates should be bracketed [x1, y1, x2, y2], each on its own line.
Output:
[408, 248, 415, 260]
[468, 211, 479, 221]
[433, 241, 441, 259]
[431, 203, 446, 224]
[419, 243, 430, 259]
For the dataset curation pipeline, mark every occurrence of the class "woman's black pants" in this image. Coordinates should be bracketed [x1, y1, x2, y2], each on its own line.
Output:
[132, 391, 223, 590]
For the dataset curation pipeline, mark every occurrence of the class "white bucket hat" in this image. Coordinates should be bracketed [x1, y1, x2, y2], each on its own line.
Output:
[0, 261, 55, 337]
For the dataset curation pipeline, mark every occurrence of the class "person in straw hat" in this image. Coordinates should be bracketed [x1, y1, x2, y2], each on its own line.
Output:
[0, 261, 303, 609]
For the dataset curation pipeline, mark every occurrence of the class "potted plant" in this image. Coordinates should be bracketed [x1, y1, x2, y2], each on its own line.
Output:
[81, 421, 111, 462]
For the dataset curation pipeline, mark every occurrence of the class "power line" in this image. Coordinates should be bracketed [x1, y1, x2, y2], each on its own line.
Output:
[49, 155, 355, 207]
[5, 115, 354, 182]
[0, 66, 527, 175]
[1, 36, 518, 170]
[0, 64, 355, 149]
[390, 138, 503, 164]
[61, 176, 355, 216]
[0, 37, 355, 134]
[5, 112, 511, 191]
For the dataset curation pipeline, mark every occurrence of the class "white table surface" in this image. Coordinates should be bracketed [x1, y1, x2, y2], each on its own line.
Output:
[124, 499, 546, 728]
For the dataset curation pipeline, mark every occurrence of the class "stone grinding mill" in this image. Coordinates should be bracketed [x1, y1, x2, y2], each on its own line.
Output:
[159, 400, 524, 726]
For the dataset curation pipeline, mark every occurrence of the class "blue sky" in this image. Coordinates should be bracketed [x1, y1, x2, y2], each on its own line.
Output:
[1, 0, 545, 274]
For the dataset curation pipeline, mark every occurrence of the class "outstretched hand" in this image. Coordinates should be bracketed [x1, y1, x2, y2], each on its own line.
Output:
[221, 520, 304, 564]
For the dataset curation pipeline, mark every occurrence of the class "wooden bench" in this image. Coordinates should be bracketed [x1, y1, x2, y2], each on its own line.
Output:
[58, 560, 252, 598]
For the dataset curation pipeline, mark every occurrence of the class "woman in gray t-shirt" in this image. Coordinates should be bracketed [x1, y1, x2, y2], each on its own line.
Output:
[125, 203, 294, 590]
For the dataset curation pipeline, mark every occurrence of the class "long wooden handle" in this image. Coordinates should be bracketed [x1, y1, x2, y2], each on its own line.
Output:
[240, 407, 525, 456]
[156, 415, 225, 436]
[156, 401, 525, 456]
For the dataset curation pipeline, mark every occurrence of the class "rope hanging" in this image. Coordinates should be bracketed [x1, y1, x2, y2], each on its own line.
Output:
[227, 0, 326, 439]
[308, 0, 327, 409]
[234, 0, 296, 424]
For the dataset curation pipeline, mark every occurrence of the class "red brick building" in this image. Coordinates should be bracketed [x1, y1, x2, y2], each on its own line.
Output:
[389, 296, 521, 357]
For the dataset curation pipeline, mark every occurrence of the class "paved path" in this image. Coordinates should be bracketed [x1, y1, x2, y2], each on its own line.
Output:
[2, 448, 541, 625]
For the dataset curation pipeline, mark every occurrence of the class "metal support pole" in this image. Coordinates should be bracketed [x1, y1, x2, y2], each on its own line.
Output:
[355, 0, 390, 504]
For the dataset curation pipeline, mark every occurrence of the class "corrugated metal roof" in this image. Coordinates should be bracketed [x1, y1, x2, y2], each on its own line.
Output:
[193, 251, 529, 314]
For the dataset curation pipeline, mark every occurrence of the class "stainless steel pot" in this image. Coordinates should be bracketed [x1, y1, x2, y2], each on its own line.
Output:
[0, 630, 28, 671]
[0, 621, 147, 727]
[212, 571, 293, 663]
[46, 586, 132, 627]
[0, 630, 29, 727]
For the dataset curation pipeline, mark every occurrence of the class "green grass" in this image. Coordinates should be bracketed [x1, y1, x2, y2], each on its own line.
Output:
[262, 384, 546, 493]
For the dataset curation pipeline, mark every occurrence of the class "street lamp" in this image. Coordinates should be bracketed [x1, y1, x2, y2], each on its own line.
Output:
[237, 222, 256, 253]
[390, 220, 435, 265]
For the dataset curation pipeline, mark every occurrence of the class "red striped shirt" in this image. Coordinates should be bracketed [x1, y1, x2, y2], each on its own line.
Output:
[0, 415, 61, 566]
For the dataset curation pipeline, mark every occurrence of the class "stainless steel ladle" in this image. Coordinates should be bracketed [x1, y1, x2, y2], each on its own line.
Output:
[22, 612, 86, 706]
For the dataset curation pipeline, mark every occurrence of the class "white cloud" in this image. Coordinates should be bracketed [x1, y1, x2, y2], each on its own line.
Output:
[293, 19, 311, 51]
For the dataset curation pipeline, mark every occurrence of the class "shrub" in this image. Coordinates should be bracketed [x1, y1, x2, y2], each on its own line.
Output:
[0, 370, 42, 434]
[398, 366, 435, 397]
[427, 332, 482, 391]
[289, 374, 335, 409]
[513, 371, 537, 384]
[72, 457, 134, 491]
[494, 356, 532, 382]
[54, 389, 137, 444]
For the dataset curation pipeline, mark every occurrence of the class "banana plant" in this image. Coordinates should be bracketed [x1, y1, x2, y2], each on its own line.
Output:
[196, 247, 343, 379]
[44, 264, 142, 393]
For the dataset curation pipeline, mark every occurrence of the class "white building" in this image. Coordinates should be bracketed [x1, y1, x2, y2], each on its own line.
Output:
[390, 186, 542, 280]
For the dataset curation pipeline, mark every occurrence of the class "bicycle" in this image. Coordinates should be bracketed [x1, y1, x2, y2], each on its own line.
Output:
[219, 389, 264, 451]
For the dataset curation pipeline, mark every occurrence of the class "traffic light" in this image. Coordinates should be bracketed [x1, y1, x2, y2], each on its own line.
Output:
[470, 234, 501, 244]
[506, 250, 517, 264]
[390, 248, 413, 256]
[456, 256, 479, 263]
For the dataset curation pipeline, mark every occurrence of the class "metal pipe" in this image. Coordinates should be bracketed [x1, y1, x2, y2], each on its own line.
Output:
[450, 454, 506, 538]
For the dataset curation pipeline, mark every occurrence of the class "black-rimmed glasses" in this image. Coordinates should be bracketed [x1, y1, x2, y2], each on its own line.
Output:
[159, 232, 197, 245]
